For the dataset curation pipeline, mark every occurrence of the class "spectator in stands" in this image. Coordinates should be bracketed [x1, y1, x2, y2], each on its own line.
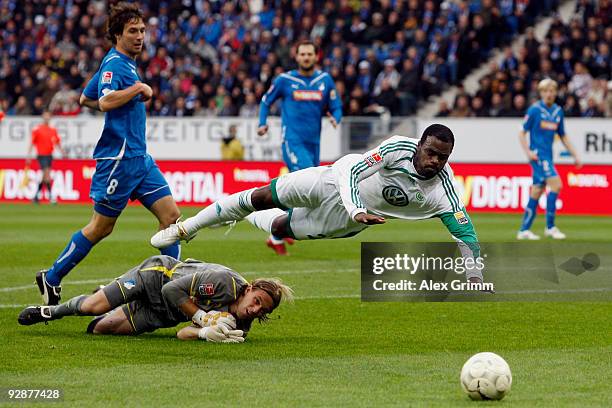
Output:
[0, 0, 604, 120]
[569, 62, 594, 103]
[373, 60, 400, 97]
[436, 100, 451, 117]
[583, 97, 604, 117]
[221, 124, 244, 161]
[470, 96, 488, 117]
[450, 94, 471, 117]
[396, 59, 419, 115]
[239, 93, 259, 118]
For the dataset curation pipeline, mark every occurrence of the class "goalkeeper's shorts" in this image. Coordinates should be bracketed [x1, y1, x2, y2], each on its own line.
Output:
[101, 255, 184, 334]
[270, 166, 367, 240]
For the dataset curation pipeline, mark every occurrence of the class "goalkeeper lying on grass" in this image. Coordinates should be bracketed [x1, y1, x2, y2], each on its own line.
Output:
[18, 255, 293, 343]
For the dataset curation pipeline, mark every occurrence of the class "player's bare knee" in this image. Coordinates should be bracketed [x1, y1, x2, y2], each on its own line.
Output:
[530, 185, 544, 198]
[91, 319, 114, 335]
[271, 215, 289, 238]
[251, 186, 274, 210]
[81, 292, 111, 315]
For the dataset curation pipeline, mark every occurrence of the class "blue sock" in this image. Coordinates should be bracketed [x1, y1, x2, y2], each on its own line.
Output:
[46, 231, 94, 286]
[160, 242, 181, 260]
[520, 198, 538, 231]
[546, 192, 558, 229]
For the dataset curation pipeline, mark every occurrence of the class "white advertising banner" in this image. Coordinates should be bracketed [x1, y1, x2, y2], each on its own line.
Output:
[417, 118, 612, 164]
[0, 116, 342, 161]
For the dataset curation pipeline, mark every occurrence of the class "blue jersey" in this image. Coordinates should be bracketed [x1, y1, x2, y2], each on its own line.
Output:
[94, 48, 147, 159]
[522, 100, 566, 160]
[83, 70, 100, 100]
[259, 69, 342, 144]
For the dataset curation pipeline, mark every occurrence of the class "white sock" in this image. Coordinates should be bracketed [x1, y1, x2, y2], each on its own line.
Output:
[183, 189, 256, 233]
[245, 208, 286, 235]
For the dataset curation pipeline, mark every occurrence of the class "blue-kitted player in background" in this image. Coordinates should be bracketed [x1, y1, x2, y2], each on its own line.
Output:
[257, 39, 343, 255]
[517, 78, 581, 240]
[36, 2, 183, 305]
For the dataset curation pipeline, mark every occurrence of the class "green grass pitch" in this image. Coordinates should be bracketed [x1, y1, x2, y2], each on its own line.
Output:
[1, 204, 610, 407]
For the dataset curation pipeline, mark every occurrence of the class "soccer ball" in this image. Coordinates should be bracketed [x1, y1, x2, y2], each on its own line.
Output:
[460, 352, 512, 400]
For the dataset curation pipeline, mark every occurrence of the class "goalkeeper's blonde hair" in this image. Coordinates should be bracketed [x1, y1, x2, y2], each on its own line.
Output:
[250, 278, 294, 322]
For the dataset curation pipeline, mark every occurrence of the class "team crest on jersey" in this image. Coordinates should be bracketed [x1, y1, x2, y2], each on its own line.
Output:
[364, 152, 382, 167]
[198, 283, 215, 296]
[102, 71, 113, 84]
[293, 90, 323, 101]
[540, 120, 558, 131]
[123, 280, 135, 290]
[415, 191, 425, 202]
[454, 211, 468, 225]
[382, 185, 409, 207]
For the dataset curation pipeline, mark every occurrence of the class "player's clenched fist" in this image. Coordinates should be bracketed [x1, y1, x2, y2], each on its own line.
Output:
[257, 125, 269, 136]
[138, 82, 153, 101]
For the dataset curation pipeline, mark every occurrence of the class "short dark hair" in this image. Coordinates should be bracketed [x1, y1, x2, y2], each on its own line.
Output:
[106, 2, 143, 45]
[295, 39, 318, 54]
[420, 123, 455, 145]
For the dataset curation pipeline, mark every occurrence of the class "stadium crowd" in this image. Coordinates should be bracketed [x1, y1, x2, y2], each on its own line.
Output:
[0, 0, 562, 118]
[438, 0, 612, 118]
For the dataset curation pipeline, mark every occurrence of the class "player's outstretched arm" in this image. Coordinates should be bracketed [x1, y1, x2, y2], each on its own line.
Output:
[327, 77, 343, 128]
[439, 209, 484, 283]
[257, 77, 283, 136]
[559, 136, 582, 168]
[518, 130, 538, 161]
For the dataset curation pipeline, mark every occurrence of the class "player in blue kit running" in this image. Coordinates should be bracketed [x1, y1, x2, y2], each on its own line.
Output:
[517, 79, 581, 240]
[257, 40, 343, 254]
[35, 2, 183, 306]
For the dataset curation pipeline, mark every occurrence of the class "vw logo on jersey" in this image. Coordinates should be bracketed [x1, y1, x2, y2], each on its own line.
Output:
[382, 186, 409, 207]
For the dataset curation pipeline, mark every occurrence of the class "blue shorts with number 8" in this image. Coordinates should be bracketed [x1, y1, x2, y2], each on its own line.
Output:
[90, 154, 171, 217]
[530, 158, 558, 186]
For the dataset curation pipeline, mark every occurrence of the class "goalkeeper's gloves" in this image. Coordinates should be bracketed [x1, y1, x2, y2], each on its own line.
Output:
[198, 325, 245, 343]
[192, 310, 235, 329]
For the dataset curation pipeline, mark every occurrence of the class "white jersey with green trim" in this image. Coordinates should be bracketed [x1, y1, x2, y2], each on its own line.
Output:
[331, 135, 463, 221]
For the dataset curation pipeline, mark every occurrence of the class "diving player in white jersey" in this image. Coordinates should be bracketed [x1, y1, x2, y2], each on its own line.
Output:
[152, 124, 484, 282]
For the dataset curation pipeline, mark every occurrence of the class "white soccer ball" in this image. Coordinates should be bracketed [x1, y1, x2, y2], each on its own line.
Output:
[460, 352, 512, 400]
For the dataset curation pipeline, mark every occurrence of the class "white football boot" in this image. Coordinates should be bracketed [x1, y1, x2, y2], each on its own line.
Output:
[544, 226, 566, 239]
[150, 221, 196, 248]
[516, 230, 541, 240]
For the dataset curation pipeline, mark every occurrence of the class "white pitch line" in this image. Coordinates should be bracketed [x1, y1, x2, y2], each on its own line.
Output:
[0, 279, 109, 293]
[0, 269, 360, 293]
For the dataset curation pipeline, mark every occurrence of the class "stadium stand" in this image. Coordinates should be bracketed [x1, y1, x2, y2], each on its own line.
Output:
[0, 0, 567, 118]
[438, 0, 612, 118]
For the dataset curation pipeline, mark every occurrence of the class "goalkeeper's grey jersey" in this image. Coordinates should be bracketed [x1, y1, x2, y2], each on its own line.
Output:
[138, 256, 251, 330]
